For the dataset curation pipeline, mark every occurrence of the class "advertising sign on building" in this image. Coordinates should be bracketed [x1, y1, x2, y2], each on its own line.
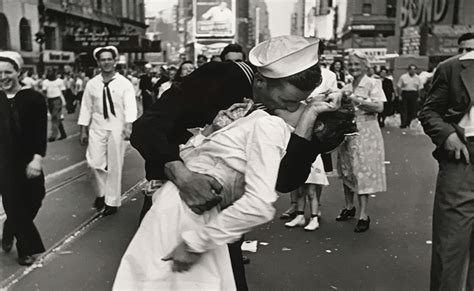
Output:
[402, 26, 421, 56]
[63, 35, 140, 51]
[42, 50, 75, 63]
[195, 0, 236, 38]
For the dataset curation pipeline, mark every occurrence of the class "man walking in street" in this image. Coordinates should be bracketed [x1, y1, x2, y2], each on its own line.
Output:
[397, 64, 422, 128]
[419, 32, 474, 290]
[78, 46, 137, 216]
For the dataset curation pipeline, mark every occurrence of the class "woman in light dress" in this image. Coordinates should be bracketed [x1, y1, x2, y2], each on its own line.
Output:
[113, 96, 335, 290]
[335, 51, 387, 233]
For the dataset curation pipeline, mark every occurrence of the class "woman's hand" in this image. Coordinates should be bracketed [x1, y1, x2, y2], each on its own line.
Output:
[162, 241, 203, 272]
[211, 102, 251, 131]
[306, 98, 337, 115]
[26, 154, 42, 179]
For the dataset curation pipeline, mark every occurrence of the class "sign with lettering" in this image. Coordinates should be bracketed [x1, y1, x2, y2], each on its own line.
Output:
[195, 0, 236, 37]
[63, 35, 140, 51]
[401, 26, 421, 55]
[42, 50, 75, 63]
[400, 0, 449, 28]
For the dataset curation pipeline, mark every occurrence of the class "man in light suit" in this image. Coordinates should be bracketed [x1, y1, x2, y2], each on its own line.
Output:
[419, 32, 474, 291]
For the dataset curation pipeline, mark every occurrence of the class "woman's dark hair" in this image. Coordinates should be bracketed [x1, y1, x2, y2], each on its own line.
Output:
[330, 59, 344, 72]
[274, 62, 322, 92]
[46, 71, 57, 81]
[174, 60, 194, 83]
[220, 44, 246, 61]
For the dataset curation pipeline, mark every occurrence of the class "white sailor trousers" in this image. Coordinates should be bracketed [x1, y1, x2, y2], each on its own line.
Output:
[86, 129, 126, 207]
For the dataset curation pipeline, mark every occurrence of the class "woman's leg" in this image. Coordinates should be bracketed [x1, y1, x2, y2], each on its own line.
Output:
[354, 194, 371, 232]
[357, 194, 369, 220]
[304, 184, 322, 231]
[285, 188, 306, 227]
[280, 190, 298, 219]
[336, 184, 356, 221]
[306, 184, 322, 216]
[343, 184, 355, 209]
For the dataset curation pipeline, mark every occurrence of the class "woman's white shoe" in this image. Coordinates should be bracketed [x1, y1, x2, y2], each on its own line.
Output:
[284, 215, 306, 228]
[304, 217, 320, 231]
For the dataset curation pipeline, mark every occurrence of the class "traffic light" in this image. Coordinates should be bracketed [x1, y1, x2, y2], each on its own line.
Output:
[35, 32, 45, 44]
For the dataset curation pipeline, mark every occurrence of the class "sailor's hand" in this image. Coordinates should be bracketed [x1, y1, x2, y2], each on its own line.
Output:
[26, 155, 42, 179]
[165, 161, 223, 214]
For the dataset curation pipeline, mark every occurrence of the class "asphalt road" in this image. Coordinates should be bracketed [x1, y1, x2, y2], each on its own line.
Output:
[1, 120, 438, 290]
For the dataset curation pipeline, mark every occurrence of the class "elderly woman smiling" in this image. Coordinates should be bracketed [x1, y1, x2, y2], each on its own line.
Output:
[335, 51, 387, 233]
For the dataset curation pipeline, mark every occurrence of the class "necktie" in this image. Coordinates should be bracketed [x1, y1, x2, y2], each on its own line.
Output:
[102, 79, 116, 119]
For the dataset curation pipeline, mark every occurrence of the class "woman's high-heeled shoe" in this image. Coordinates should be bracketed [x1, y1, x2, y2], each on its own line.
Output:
[354, 216, 370, 233]
[279, 204, 297, 220]
[335, 207, 356, 221]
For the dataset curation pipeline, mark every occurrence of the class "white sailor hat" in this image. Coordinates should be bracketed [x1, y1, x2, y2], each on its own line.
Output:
[249, 35, 319, 78]
[0, 51, 24, 70]
[93, 46, 119, 61]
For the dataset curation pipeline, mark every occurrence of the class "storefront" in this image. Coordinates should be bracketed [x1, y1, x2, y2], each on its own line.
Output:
[42, 50, 75, 73]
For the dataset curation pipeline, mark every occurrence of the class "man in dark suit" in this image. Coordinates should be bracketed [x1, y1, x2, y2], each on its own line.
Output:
[419, 32, 474, 290]
[0, 51, 47, 266]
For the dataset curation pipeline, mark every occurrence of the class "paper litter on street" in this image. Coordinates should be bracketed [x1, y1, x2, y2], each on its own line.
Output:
[241, 240, 258, 252]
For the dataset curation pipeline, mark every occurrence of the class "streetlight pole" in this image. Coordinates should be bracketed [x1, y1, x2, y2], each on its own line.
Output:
[37, 0, 46, 76]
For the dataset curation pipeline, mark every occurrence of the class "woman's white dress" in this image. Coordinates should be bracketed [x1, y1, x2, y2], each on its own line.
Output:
[113, 110, 292, 290]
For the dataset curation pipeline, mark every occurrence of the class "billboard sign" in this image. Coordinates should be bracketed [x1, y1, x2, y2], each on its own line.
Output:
[195, 0, 236, 38]
[304, 0, 316, 38]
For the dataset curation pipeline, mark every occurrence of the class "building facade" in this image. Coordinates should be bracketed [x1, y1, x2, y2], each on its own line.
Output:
[395, 0, 474, 59]
[0, 0, 147, 72]
[0, 0, 41, 70]
[336, 0, 396, 65]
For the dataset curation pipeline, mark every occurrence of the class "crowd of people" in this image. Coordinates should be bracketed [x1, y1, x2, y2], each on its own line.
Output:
[0, 32, 473, 290]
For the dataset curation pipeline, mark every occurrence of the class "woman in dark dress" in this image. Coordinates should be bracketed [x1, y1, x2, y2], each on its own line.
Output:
[0, 52, 47, 266]
[378, 67, 395, 128]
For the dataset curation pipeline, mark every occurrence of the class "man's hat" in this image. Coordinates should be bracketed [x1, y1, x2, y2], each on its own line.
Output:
[93, 46, 119, 61]
[0, 51, 24, 70]
[249, 35, 319, 78]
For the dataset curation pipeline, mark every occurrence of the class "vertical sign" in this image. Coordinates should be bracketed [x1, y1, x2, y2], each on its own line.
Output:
[304, 0, 316, 38]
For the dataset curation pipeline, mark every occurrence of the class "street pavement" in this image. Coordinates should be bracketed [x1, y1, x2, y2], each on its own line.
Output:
[1, 118, 439, 290]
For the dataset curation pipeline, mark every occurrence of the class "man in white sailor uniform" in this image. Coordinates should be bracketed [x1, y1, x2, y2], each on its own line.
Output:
[78, 46, 137, 216]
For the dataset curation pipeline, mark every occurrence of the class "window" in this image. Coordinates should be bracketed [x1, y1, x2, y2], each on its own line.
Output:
[0, 13, 11, 50]
[97, 0, 102, 11]
[362, 3, 372, 15]
[19, 18, 33, 51]
[386, 0, 396, 17]
[44, 26, 56, 50]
